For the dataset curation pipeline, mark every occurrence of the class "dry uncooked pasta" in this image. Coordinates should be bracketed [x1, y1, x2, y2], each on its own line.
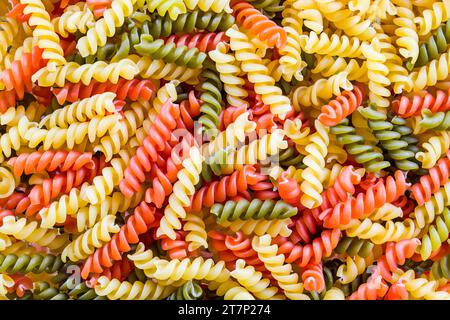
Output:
[0, 0, 449, 301]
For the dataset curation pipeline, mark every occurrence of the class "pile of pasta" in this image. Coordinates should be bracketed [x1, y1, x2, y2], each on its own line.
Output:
[0, 0, 449, 301]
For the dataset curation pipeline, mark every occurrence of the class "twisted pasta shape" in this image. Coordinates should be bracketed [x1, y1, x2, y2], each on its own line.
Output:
[134, 35, 206, 69]
[32, 59, 139, 87]
[94, 276, 174, 300]
[413, 0, 450, 36]
[292, 72, 353, 109]
[311, 56, 367, 83]
[314, 0, 376, 40]
[318, 84, 365, 127]
[207, 279, 255, 299]
[232, 1, 286, 48]
[278, 0, 306, 81]
[8, 150, 93, 177]
[411, 151, 450, 206]
[418, 207, 450, 260]
[431, 254, 450, 279]
[52, 3, 95, 37]
[298, 31, 363, 58]
[361, 38, 391, 108]
[341, 218, 420, 244]
[0, 253, 63, 274]
[231, 259, 282, 299]
[211, 199, 297, 223]
[197, 59, 223, 131]
[392, 89, 450, 118]
[51, 78, 154, 104]
[61, 215, 120, 262]
[135, 0, 186, 20]
[21, 0, 66, 66]
[274, 229, 341, 267]
[416, 131, 450, 168]
[413, 109, 450, 134]
[330, 118, 390, 172]
[300, 120, 329, 209]
[219, 218, 293, 238]
[165, 31, 227, 53]
[0, 45, 47, 99]
[40, 92, 119, 128]
[142, 11, 235, 39]
[227, 25, 291, 119]
[0, 216, 68, 250]
[157, 146, 203, 240]
[302, 263, 325, 292]
[393, 6, 419, 67]
[335, 237, 375, 258]
[252, 235, 310, 300]
[209, 42, 248, 108]
[376, 239, 421, 282]
[76, 0, 137, 57]
[81, 201, 158, 278]
[320, 170, 409, 228]
[119, 100, 180, 196]
[182, 212, 208, 251]
[168, 280, 204, 300]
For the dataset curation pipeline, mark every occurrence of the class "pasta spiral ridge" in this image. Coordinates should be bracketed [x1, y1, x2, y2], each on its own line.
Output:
[318, 84, 365, 127]
[0, 253, 63, 274]
[76, 0, 137, 57]
[330, 118, 390, 172]
[211, 198, 298, 223]
[81, 201, 158, 278]
[51, 78, 155, 105]
[320, 170, 409, 228]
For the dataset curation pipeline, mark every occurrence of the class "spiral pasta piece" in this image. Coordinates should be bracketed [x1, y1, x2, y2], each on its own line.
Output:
[231, 259, 282, 299]
[318, 84, 365, 127]
[211, 198, 297, 223]
[418, 207, 450, 260]
[300, 120, 329, 209]
[416, 131, 450, 168]
[32, 59, 139, 87]
[51, 78, 154, 105]
[81, 201, 158, 278]
[61, 215, 120, 262]
[292, 72, 353, 109]
[252, 235, 310, 300]
[20, 0, 66, 66]
[94, 276, 174, 300]
[52, 3, 95, 37]
[0, 216, 68, 250]
[227, 25, 291, 119]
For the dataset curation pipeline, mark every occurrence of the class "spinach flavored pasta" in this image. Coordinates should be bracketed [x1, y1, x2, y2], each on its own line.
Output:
[1, 0, 450, 302]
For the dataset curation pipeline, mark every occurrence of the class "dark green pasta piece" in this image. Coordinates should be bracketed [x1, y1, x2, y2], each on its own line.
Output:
[144, 11, 235, 39]
[359, 105, 418, 171]
[334, 237, 375, 258]
[403, 259, 433, 275]
[431, 255, 450, 279]
[408, 20, 450, 70]
[248, 0, 284, 18]
[278, 147, 304, 168]
[197, 58, 223, 132]
[135, 35, 206, 68]
[211, 199, 297, 223]
[0, 253, 64, 274]
[59, 280, 104, 300]
[32, 281, 69, 300]
[127, 267, 148, 283]
[168, 280, 204, 300]
[330, 118, 390, 172]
